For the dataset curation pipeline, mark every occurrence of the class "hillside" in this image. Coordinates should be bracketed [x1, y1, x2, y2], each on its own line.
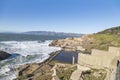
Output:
[82, 26, 120, 51]
[0, 31, 83, 41]
[98, 26, 120, 35]
[82, 34, 120, 52]
[24, 31, 83, 37]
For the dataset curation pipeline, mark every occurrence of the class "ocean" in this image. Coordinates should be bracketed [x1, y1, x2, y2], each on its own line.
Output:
[0, 34, 69, 80]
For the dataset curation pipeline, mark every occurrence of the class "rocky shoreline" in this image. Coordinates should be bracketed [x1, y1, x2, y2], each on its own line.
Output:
[49, 35, 91, 52]
[15, 50, 62, 80]
[14, 35, 95, 80]
[15, 36, 87, 80]
[3, 26, 120, 80]
[15, 33, 112, 80]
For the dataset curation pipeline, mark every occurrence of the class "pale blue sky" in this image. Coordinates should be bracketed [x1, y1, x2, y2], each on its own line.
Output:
[0, 0, 120, 34]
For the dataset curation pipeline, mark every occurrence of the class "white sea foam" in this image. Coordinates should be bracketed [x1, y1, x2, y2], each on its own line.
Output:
[0, 40, 60, 56]
[0, 40, 61, 80]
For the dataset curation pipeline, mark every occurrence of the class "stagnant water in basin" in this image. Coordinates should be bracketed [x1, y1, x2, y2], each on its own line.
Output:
[53, 50, 78, 64]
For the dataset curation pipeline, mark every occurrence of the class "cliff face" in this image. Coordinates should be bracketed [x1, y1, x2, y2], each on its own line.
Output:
[0, 50, 11, 61]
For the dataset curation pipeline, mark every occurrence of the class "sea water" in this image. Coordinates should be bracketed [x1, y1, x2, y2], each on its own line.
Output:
[0, 40, 61, 80]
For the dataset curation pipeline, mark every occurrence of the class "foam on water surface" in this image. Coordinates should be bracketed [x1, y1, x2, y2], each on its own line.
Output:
[0, 40, 61, 80]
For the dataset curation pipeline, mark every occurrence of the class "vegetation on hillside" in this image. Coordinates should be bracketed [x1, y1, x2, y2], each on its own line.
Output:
[82, 26, 120, 52]
[93, 34, 120, 49]
[98, 26, 120, 35]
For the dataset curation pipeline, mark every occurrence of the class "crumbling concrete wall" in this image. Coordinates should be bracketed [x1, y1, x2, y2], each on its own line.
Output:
[78, 47, 120, 69]
[78, 53, 117, 69]
[78, 47, 120, 80]
[92, 49, 110, 55]
[109, 47, 120, 57]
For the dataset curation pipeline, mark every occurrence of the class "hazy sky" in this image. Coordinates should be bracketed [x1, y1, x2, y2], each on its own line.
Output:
[0, 0, 120, 34]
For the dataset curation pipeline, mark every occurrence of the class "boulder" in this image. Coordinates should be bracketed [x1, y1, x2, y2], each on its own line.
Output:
[0, 50, 11, 61]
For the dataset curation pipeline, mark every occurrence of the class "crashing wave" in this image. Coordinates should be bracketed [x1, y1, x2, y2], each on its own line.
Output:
[0, 40, 61, 80]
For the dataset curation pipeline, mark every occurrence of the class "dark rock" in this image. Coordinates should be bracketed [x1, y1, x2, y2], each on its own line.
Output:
[0, 50, 11, 61]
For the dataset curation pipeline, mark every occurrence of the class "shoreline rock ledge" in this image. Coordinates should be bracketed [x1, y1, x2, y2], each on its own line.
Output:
[0, 50, 11, 61]
[49, 37, 87, 51]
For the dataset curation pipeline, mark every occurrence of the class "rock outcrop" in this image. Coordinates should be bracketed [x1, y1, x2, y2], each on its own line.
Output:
[15, 63, 53, 80]
[15, 51, 61, 80]
[0, 50, 11, 61]
[49, 35, 93, 52]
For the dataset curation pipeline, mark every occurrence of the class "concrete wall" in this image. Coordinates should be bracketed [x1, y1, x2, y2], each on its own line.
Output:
[109, 47, 120, 57]
[78, 53, 117, 69]
[78, 47, 120, 80]
[92, 49, 110, 55]
[78, 47, 120, 69]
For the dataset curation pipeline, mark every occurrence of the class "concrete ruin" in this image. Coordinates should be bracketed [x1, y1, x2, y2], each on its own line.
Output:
[78, 47, 120, 80]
